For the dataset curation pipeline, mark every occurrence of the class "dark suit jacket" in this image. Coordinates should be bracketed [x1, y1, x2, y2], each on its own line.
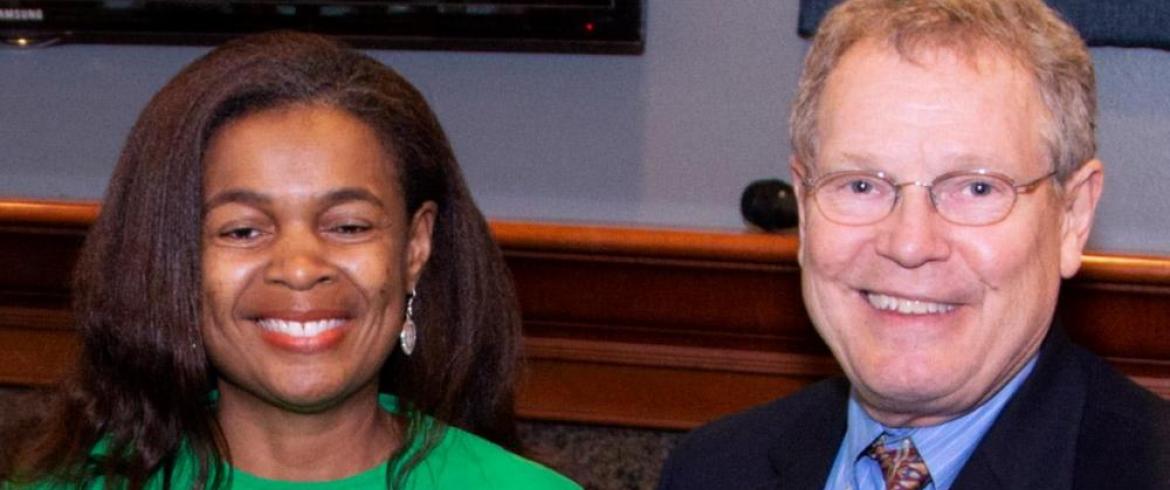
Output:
[658, 329, 1170, 489]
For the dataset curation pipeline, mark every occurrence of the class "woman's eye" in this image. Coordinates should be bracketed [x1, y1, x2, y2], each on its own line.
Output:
[220, 227, 263, 241]
[328, 223, 373, 235]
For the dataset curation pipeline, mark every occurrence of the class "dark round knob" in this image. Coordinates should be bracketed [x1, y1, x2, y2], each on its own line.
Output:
[740, 179, 799, 231]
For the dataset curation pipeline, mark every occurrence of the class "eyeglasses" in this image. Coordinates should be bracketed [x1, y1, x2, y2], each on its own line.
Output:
[801, 169, 1056, 226]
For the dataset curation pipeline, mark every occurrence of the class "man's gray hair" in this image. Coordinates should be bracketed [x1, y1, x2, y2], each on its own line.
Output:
[791, 0, 1096, 182]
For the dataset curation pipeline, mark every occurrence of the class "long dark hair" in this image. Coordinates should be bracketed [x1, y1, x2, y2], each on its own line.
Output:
[0, 31, 522, 489]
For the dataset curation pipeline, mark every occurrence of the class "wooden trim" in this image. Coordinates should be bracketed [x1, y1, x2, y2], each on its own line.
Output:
[492, 220, 799, 263]
[0, 199, 99, 228]
[1078, 254, 1170, 285]
[2, 198, 1169, 429]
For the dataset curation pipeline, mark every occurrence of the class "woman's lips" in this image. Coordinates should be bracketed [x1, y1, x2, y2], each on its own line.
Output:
[252, 312, 352, 354]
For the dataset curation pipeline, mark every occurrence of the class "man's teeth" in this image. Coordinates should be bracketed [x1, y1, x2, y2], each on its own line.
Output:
[257, 319, 345, 337]
[866, 293, 955, 315]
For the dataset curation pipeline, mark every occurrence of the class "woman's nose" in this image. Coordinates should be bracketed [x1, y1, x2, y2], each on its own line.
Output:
[263, 226, 337, 290]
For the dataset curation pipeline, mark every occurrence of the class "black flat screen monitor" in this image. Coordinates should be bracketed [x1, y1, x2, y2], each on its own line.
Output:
[0, 1, 644, 54]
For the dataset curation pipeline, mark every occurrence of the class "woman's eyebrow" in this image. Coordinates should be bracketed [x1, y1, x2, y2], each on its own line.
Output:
[202, 187, 386, 216]
[320, 187, 387, 210]
[203, 189, 271, 214]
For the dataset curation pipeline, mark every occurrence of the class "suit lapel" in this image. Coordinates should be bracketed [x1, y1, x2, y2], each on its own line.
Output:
[766, 378, 850, 489]
[953, 329, 1084, 490]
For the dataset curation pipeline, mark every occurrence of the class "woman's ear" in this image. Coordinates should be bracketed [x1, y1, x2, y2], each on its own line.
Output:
[405, 201, 437, 288]
[1058, 159, 1104, 278]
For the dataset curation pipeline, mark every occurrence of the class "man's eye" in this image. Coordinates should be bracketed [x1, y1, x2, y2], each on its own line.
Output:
[821, 174, 888, 200]
[838, 177, 885, 195]
[958, 179, 1005, 198]
[849, 179, 874, 194]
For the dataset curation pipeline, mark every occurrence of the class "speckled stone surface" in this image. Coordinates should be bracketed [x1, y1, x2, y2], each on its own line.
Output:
[519, 420, 684, 490]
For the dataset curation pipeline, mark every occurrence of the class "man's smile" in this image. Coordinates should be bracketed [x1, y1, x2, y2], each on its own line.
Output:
[863, 291, 957, 315]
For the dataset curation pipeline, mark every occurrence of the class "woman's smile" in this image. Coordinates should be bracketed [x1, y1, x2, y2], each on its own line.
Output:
[254, 315, 352, 353]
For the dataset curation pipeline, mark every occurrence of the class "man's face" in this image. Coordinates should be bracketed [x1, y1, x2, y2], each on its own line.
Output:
[794, 40, 1101, 426]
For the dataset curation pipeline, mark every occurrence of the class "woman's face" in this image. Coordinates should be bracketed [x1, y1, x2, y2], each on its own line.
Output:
[200, 104, 434, 412]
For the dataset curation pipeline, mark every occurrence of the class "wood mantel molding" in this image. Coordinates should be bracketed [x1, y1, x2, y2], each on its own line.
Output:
[491, 220, 800, 263]
[2, 198, 1169, 429]
[0, 199, 98, 228]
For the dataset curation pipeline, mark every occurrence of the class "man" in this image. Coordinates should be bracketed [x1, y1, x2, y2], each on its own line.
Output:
[659, 1, 1169, 489]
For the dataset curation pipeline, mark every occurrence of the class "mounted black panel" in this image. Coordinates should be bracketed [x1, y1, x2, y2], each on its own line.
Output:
[0, 1, 644, 54]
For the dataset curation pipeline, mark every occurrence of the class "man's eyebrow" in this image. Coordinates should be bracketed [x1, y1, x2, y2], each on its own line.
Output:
[827, 152, 1006, 171]
[824, 152, 882, 170]
[947, 153, 1003, 170]
[203, 189, 271, 214]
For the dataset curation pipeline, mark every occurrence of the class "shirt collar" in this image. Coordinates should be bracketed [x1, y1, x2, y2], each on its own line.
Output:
[841, 354, 1039, 489]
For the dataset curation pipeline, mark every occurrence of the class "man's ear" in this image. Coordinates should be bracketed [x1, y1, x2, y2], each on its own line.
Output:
[406, 201, 437, 289]
[1059, 159, 1104, 278]
[790, 156, 809, 267]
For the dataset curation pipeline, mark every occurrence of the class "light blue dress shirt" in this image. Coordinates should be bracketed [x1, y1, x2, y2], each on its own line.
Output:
[823, 355, 1038, 490]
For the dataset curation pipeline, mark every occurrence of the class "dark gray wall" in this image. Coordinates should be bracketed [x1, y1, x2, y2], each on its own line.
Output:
[2, 1, 1168, 254]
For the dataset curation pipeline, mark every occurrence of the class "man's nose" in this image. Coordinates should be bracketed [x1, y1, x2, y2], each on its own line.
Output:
[264, 226, 337, 290]
[873, 187, 952, 268]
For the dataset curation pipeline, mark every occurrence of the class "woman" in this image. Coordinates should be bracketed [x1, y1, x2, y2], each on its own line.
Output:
[1, 32, 578, 489]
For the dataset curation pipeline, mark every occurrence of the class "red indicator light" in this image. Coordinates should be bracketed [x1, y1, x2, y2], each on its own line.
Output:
[584, 22, 595, 33]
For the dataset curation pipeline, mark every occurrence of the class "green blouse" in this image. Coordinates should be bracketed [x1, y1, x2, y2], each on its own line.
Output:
[9, 395, 579, 490]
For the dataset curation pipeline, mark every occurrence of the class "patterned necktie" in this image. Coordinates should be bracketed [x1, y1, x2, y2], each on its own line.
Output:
[866, 435, 932, 490]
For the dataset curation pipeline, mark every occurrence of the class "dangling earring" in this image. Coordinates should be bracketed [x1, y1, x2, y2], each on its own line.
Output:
[400, 288, 418, 356]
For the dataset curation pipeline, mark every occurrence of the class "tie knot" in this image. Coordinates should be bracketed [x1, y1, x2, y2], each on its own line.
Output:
[866, 435, 932, 490]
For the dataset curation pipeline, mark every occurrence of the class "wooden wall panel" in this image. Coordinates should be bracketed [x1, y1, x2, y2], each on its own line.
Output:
[2, 199, 1168, 430]
[0, 321, 79, 386]
[518, 338, 839, 429]
[507, 251, 818, 352]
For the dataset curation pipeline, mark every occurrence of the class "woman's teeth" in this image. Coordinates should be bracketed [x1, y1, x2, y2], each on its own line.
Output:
[257, 318, 346, 337]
